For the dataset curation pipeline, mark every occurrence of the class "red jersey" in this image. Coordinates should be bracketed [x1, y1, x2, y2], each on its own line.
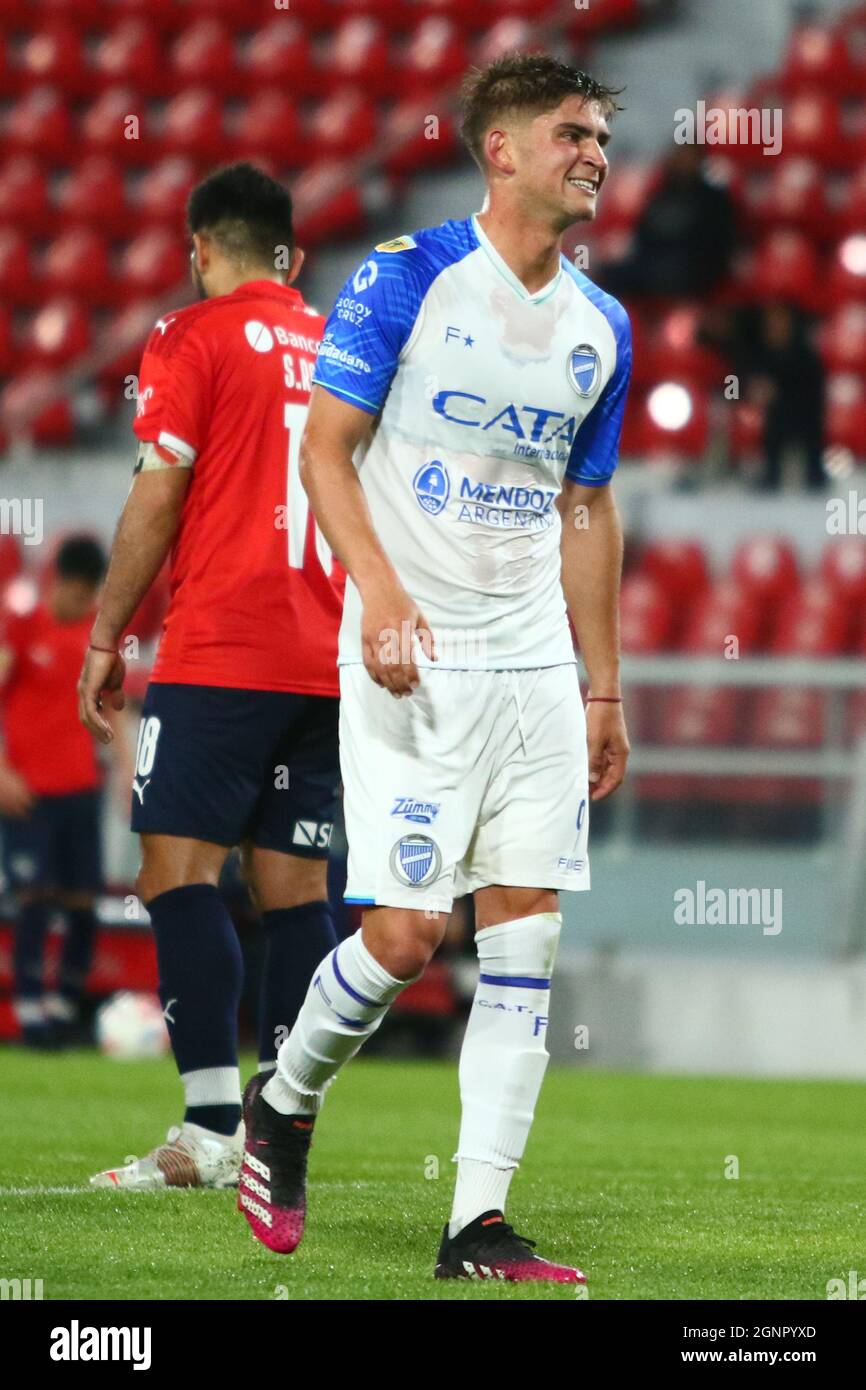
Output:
[1, 603, 100, 795]
[133, 280, 344, 695]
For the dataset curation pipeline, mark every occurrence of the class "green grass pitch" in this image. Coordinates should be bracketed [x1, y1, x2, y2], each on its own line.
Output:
[1, 1050, 862, 1301]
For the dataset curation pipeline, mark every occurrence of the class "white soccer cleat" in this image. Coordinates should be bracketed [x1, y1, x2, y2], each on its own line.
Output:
[90, 1121, 244, 1191]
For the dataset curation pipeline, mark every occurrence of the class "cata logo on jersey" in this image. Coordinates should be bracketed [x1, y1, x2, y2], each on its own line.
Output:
[390, 834, 442, 887]
[412, 460, 450, 515]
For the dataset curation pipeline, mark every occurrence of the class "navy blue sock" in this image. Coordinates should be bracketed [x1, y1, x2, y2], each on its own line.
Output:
[146, 884, 243, 1136]
[258, 899, 338, 1070]
[13, 899, 51, 1001]
[58, 907, 97, 1009]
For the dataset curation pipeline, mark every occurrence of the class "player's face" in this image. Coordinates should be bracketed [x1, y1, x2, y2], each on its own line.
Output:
[517, 96, 610, 230]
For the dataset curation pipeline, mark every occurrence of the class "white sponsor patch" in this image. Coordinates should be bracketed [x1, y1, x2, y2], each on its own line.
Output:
[245, 320, 274, 353]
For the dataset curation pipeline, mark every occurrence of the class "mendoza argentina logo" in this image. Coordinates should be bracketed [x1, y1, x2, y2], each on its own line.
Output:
[50, 1320, 152, 1371]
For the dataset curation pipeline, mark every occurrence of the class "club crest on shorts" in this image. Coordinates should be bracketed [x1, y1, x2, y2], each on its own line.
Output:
[567, 344, 601, 397]
[390, 834, 442, 887]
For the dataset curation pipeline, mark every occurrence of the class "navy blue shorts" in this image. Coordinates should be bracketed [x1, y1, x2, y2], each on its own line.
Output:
[130, 683, 340, 856]
[1, 788, 104, 894]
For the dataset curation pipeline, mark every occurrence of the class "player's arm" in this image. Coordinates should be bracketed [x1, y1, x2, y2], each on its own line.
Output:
[79, 459, 190, 744]
[300, 385, 434, 697]
[558, 479, 629, 801]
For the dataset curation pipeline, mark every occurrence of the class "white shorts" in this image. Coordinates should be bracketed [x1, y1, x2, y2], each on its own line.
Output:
[339, 663, 590, 912]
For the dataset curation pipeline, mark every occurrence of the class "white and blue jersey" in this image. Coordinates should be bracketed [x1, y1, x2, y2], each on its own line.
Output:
[313, 214, 631, 669]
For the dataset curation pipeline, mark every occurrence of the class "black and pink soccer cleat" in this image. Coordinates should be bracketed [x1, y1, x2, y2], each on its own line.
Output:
[434, 1210, 586, 1284]
[237, 1072, 314, 1255]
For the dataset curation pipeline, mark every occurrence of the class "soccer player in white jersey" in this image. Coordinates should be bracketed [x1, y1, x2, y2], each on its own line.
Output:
[236, 54, 631, 1284]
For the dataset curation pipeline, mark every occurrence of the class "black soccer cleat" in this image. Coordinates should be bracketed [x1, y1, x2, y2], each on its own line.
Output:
[434, 1209, 586, 1284]
[237, 1072, 315, 1254]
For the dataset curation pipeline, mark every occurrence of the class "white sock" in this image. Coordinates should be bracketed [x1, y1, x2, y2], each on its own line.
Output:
[264, 929, 410, 1116]
[449, 912, 561, 1238]
[180, 1065, 241, 1109]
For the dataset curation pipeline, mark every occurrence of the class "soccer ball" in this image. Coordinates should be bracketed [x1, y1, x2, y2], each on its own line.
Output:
[96, 991, 170, 1061]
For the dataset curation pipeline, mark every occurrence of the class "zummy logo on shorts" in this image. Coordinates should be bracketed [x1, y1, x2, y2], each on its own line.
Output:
[390, 835, 442, 887]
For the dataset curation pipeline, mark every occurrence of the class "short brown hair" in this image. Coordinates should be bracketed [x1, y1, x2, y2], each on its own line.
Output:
[460, 53, 624, 169]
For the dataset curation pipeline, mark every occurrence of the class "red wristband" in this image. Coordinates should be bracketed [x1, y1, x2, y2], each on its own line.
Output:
[89, 642, 118, 655]
[586, 696, 623, 703]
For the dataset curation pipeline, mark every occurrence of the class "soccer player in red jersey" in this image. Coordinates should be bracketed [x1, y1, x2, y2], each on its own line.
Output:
[0, 536, 121, 1047]
[78, 165, 344, 1189]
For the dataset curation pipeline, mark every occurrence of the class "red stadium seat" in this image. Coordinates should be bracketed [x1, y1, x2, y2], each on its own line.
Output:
[398, 16, 468, 97]
[737, 229, 822, 312]
[325, 18, 391, 95]
[619, 573, 674, 653]
[638, 539, 710, 613]
[780, 21, 855, 95]
[750, 686, 827, 751]
[136, 156, 197, 231]
[847, 624, 866, 737]
[169, 19, 240, 96]
[98, 300, 167, 385]
[0, 227, 33, 305]
[745, 158, 834, 243]
[5, 86, 74, 162]
[19, 22, 85, 96]
[0, 303, 12, 376]
[589, 162, 657, 234]
[308, 90, 377, 162]
[382, 99, 458, 176]
[681, 577, 763, 654]
[839, 167, 866, 235]
[293, 165, 371, 245]
[566, 0, 638, 33]
[92, 20, 163, 96]
[825, 234, 866, 307]
[819, 536, 866, 616]
[0, 372, 74, 446]
[244, 17, 317, 97]
[118, 228, 186, 301]
[825, 373, 866, 459]
[0, 156, 50, 236]
[782, 91, 847, 167]
[22, 298, 91, 369]
[730, 535, 800, 610]
[230, 90, 303, 167]
[660, 684, 741, 746]
[481, 0, 557, 21]
[474, 18, 542, 67]
[41, 227, 112, 304]
[644, 306, 727, 388]
[57, 156, 129, 236]
[634, 381, 710, 462]
[81, 87, 151, 164]
[768, 576, 849, 654]
[161, 88, 226, 162]
[820, 302, 866, 375]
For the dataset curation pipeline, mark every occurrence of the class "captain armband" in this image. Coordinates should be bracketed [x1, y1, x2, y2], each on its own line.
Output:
[134, 440, 194, 474]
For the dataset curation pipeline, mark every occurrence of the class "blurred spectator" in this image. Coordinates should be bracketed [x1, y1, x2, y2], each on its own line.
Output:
[0, 536, 130, 1046]
[743, 302, 826, 491]
[600, 144, 737, 299]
